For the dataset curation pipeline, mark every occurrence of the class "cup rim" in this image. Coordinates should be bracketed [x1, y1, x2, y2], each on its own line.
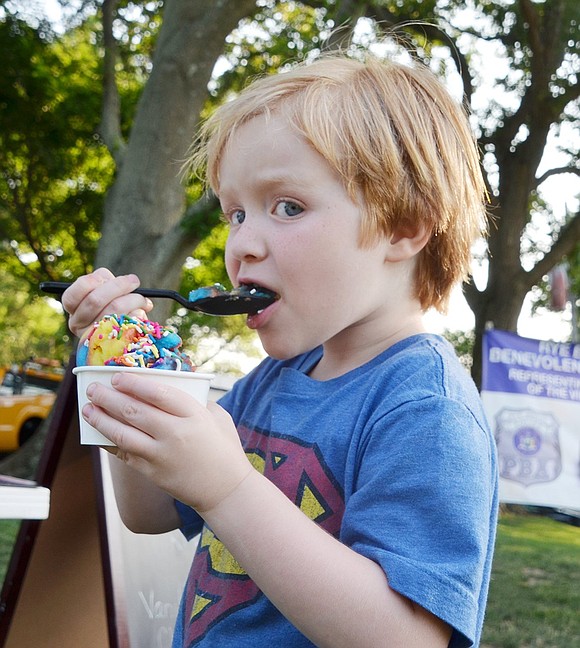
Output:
[72, 365, 214, 380]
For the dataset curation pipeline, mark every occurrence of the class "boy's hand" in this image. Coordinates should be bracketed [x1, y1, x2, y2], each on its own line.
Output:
[81, 372, 253, 513]
[62, 268, 153, 337]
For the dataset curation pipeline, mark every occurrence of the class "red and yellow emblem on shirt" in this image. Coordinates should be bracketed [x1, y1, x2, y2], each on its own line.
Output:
[182, 424, 345, 645]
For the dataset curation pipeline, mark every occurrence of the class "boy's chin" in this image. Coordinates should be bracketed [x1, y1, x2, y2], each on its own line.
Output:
[260, 338, 319, 361]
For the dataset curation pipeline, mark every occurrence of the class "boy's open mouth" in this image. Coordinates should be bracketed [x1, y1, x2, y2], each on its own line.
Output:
[235, 283, 279, 314]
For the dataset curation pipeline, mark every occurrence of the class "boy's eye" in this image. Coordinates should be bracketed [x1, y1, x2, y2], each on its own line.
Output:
[273, 200, 303, 219]
[228, 209, 246, 225]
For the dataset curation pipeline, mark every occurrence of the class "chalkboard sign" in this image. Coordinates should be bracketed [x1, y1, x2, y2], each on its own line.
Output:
[0, 359, 229, 647]
[95, 451, 197, 647]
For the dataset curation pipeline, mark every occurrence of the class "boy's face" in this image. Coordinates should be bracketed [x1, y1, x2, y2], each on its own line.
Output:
[218, 112, 410, 364]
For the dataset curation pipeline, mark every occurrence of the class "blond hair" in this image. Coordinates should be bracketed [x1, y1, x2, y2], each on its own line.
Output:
[187, 54, 487, 312]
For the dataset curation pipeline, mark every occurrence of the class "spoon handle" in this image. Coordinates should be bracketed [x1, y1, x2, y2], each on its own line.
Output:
[39, 281, 275, 316]
[39, 282, 198, 311]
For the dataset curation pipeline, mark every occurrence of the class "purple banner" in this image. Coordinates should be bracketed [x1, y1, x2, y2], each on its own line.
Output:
[482, 329, 580, 402]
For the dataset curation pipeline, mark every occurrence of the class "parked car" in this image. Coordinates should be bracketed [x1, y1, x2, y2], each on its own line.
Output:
[0, 360, 65, 452]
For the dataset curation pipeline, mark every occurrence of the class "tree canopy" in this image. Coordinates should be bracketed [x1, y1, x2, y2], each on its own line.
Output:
[1, 0, 578, 382]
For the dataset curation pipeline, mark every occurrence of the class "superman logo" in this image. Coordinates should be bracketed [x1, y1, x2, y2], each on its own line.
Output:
[182, 424, 345, 645]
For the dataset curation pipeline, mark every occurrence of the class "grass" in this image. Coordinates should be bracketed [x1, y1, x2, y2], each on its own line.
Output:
[481, 512, 580, 647]
[0, 519, 20, 583]
[0, 512, 579, 645]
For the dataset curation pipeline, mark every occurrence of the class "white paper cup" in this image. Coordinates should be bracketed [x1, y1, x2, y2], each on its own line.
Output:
[72, 366, 214, 445]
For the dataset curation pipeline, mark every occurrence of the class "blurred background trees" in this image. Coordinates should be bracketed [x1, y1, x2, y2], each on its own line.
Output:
[0, 0, 578, 381]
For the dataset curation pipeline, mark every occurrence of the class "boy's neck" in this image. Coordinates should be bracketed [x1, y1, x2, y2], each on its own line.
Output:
[308, 315, 427, 381]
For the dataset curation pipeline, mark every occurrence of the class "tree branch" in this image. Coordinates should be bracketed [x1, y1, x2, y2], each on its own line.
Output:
[154, 192, 221, 285]
[307, 1, 476, 106]
[525, 210, 580, 287]
[535, 165, 580, 189]
[99, 0, 126, 165]
[490, 1, 566, 154]
[323, 0, 369, 51]
[552, 79, 580, 112]
[12, 164, 53, 280]
[519, 0, 543, 61]
[463, 277, 487, 315]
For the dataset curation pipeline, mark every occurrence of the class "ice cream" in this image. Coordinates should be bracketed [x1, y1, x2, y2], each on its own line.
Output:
[188, 283, 229, 302]
[77, 314, 195, 371]
[73, 314, 211, 445]
[187, 283, 278, 316]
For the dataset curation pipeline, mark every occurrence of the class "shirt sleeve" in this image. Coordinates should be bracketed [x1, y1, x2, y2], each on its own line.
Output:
[174, 499, 203, 540]
[341, 395, 496, 647]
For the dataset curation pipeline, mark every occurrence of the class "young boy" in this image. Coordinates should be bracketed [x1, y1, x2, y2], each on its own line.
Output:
[64, 53, 498, 648]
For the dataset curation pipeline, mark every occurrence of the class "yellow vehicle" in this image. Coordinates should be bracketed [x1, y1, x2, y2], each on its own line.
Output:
[0, 359, 65, 452]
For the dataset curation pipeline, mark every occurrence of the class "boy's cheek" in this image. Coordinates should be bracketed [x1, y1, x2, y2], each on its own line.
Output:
[224, 254, 239, 284]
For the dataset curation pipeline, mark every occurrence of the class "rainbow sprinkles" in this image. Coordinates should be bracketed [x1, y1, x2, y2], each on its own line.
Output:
[77, 314, 195, 371]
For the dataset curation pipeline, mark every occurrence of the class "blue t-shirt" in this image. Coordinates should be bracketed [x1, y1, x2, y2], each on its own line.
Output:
[173, 334, 498, 647]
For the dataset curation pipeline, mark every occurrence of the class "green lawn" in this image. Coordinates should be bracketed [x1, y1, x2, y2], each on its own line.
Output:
[481, 512, 580, 647]
[1, 512, 579, 645]
[0, 519, 20, 583]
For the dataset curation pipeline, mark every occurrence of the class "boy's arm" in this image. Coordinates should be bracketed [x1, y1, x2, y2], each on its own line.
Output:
[203, 469, 452, 648]
[106, 454, 182, 534]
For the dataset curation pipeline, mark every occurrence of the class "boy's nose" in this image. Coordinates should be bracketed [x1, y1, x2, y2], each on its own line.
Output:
[226, 218, 267, 263]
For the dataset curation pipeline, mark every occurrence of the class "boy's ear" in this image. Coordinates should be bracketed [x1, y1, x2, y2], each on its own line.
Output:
[384, 223, 431, 262]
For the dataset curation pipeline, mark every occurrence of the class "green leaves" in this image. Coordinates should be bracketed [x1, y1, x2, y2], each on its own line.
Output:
[0, 14, 109, 285]
[0, 268, 70, 364]
[1, 0, 578, 371]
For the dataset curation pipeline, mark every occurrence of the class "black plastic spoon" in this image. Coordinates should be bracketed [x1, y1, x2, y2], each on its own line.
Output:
[40, 281, 278, 316]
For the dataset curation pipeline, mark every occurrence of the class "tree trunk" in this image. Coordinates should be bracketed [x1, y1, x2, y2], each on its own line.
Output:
[96, 0, 257, 314]
[468, 279, 529, 388]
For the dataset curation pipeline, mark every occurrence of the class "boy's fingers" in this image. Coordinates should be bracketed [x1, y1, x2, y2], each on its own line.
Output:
[63, 270, 148, 335]
[61, 268, 114, 313]
[95, 373, 204, 420]
[82, 401, 155, 454]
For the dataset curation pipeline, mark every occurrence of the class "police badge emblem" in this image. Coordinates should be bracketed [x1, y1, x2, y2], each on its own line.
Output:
[494, 408, 562, 487]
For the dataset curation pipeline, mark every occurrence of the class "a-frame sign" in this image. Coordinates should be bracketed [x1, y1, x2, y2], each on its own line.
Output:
[0, 358, 196, 647]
